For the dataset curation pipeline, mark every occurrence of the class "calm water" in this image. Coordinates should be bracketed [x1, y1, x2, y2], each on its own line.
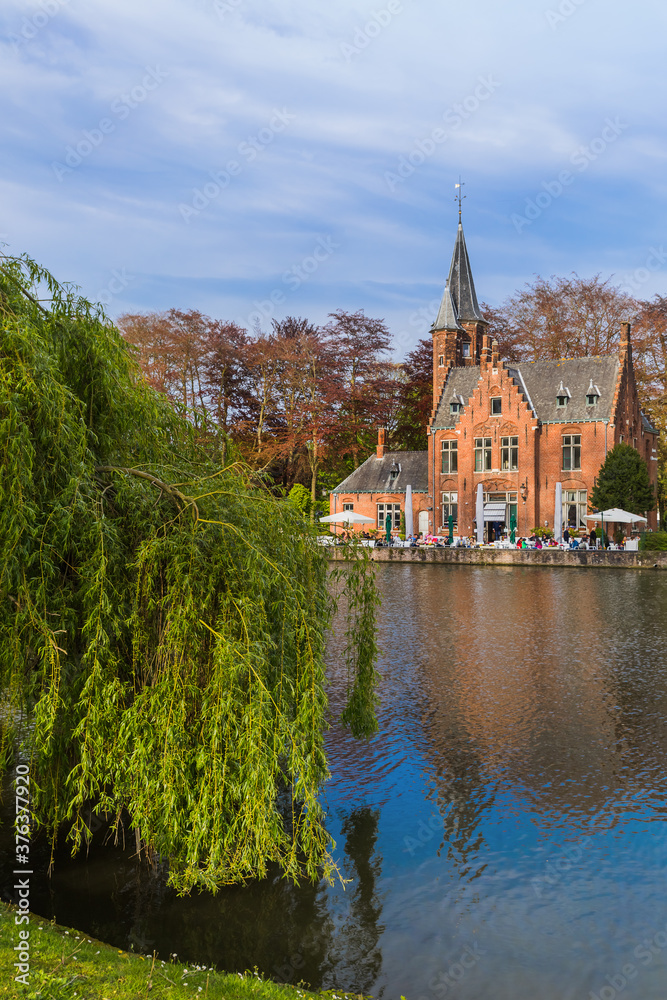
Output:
[3, 565, 667, 999]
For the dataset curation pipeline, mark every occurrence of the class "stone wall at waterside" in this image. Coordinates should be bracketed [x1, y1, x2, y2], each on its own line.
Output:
[327, 547, 667, 569]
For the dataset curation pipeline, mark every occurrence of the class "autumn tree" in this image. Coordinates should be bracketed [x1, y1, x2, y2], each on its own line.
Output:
[118, 309, 248, 463]
[324, 309, 392, 474]
[489, 274, 637, 362]
[479, 301, 525, 363]
[202, 319, 248, 464]
[394, 337, 432, 450]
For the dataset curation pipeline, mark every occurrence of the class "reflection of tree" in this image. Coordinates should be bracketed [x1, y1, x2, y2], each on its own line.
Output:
[423, 751, 497, 880]
[330, 806, 384, 995]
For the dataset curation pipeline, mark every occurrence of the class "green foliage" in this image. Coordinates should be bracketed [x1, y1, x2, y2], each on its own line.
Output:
[399, 511, 406, 536]
[339, 548, 381, 740]
[287, 482, 311, 516]
[0, 905, 366, 1000]
[0, 255, 379, 893]
[640, 531, 667, 551]
[590, 443, 655, 514]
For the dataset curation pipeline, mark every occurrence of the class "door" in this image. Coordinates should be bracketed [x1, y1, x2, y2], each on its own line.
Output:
[418, 510, 429, 535]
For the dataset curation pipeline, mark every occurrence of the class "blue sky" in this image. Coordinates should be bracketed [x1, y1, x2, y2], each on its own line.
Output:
[2, 0, 667, 358]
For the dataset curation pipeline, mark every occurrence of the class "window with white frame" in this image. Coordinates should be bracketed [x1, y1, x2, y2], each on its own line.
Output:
[501, 436, 518, 471]
[343, 503, 354, 511]
[563, 489, 588, 531]
[377, 503, 401, 529]
[562, 434, 581, 470]
[442, 492, 458, 529]
[441, 439, 458, 473]
[474, 437, 492, 472]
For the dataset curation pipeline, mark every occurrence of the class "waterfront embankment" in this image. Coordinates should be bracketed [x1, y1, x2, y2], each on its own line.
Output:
[0, 905, 366, 1000]
[327, 547, 667, 569]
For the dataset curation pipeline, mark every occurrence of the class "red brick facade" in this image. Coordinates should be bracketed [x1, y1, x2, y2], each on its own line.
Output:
[331, 225, 659, 538]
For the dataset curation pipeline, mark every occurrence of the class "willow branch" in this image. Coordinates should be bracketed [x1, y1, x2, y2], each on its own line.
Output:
[94, 466, 199, 521]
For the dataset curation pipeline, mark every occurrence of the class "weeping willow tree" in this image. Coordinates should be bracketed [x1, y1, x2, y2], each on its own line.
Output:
[0, 254, 379, 893]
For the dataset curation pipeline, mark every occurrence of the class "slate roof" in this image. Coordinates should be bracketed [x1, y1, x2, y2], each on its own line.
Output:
[432, 367, 484, 429]
[515, 356, 619, 423]
[447, 223, 486, 324]
[641, 410, 658, 433]
[433, 355, 624, 429]
[332, 451, 428, 494]
[433, 281, 464, 332]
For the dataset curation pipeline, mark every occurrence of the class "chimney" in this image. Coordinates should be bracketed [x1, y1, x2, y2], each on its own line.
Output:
[491, 338, 500, 368]
[377, 427, 386, 459]
[620, 322, 632, 361]
[480, 333, 492, 369]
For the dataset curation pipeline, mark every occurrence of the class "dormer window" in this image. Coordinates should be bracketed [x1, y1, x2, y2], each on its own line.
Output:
[389, 462, 400, 483]
[450, 394, 464, 415]
[586, 379, 600, 406]
[556, 380, 571, 408]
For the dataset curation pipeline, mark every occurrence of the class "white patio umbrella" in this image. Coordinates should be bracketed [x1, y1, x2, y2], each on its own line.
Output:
[319, 511, 375, 524]
[476, 483, 484, 545]
[405, 484, 413, 538]
[554, 482, 563, 542]
[586, 508, 647, 524]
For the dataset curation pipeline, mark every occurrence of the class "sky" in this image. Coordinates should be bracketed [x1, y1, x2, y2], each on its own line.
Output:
[2, 0, 667, 358]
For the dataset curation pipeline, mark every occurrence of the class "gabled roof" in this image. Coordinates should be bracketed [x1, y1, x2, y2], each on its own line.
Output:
[432, 367, 482, 429]
[447, 223, 485, 324]
[433, 281, 464, 332]
[332, 451, 428, 494]
[432, 355, 622, 429]
[641, 410, 658, 434]
[517, 357, 619, 423]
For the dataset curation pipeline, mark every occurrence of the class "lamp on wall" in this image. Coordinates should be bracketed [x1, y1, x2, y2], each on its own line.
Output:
[520, 480, 529, 502]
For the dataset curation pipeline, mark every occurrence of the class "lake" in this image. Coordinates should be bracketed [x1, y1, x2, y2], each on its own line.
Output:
[2, 564, 667, 999]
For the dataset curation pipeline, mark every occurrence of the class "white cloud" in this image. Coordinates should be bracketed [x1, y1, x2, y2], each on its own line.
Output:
[1, 0, 666, 347]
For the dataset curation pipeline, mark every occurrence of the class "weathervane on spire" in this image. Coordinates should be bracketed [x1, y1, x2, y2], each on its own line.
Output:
[454, 177, 465, 223]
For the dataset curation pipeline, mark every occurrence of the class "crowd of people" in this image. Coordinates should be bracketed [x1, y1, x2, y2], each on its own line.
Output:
[336, 527, 640, 550]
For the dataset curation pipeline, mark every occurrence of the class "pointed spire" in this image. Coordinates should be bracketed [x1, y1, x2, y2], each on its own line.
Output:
[447, 223, 485, 324]
[433, 280, 464, 332]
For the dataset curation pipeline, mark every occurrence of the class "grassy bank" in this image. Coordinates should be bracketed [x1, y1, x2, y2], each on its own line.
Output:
[0, 905, 368, 1000]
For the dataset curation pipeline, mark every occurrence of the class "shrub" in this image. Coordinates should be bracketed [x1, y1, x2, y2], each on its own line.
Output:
[640, 532, 667, 551]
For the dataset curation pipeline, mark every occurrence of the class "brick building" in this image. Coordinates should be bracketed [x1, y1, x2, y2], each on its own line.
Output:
[330, 220, 659, 538]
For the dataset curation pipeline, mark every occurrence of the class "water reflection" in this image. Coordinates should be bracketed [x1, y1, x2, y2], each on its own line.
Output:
[2, 565, 667, 999]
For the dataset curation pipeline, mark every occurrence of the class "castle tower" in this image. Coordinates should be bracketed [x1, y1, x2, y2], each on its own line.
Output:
[432, 215, 488, 399]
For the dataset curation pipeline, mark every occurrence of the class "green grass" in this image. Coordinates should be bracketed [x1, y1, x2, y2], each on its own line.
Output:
[0, 905, 368, 1000]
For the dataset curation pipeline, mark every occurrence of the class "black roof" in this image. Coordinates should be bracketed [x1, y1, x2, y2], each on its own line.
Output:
[433, 355, 623, 429]
[332, 451, 428, 494]
[433, 280, 464, 332]
[432, 367, 484, 429]
[515, 356, 619, 423]
[447, 223, 486, 324]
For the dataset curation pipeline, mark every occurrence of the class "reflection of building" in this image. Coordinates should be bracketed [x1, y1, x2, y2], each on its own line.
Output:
[331, 218, 659, 536]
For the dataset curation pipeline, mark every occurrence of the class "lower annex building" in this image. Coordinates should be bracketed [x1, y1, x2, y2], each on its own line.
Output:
[330, 219, 659, 538]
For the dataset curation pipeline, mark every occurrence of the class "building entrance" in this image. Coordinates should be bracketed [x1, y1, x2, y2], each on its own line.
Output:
[482, 491, 518, 542]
